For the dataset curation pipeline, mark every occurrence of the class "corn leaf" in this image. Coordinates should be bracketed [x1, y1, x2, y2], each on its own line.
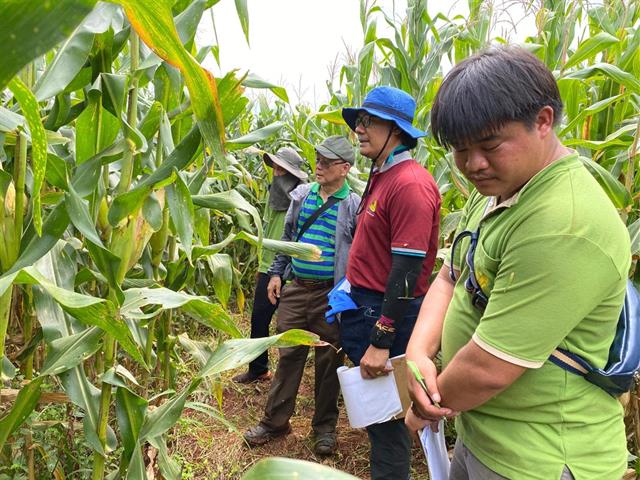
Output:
[206, 253, 232, 308]
[242, 458, 360, 480]
[148, 435, 182, 480]
[115, 0, 225, 159]
[125, 444, 146, 480]
[198, 329, 325, 378]
[190, 231, 321, 262]
[8, 77, 48, 236]
[559, 93, 626, 137]
[312, 109, 347, 126]
[235, 231, 322, 262]
[192, 190, 261, 232]
[65, 184, 105, 247]
[628, 218, 640, 256]
[565, 62, 640, 95]
[120, 287, 241, 338]
[138, 378, 201, 441]
[177, 334, 214, 367]
[34, 248, 114, 454]
[166, 170, 195, 262]
[234, 0, 250, 46]
[0, 266, 145, 366]
[41, 327, 104, 376]
[565, 123, 637, 150]
[108, 125, 202, 226]
[8, 203, 70, 275]
[563, 32, 619, 71]
[115, 387, 148, 468]
[33, 25, 95, 101]
[226, 122, 285, 151]
[578, 156, 632, 209]
[0, 377, 44, 451]
[242, 73, 288, 103]
[0, 0, 97, 90]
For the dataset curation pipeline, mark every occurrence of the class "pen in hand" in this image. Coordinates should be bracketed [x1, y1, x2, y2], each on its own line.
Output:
[407, 360, 441, 409]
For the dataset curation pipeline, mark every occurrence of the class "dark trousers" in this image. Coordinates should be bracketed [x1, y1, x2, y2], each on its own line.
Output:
[339, 286, 423, 480]
[248, 272, 278, 375]
[261, 281, 344, 434]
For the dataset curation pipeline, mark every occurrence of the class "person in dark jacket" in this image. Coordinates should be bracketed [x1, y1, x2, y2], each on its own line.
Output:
[243, 136, 360, 455]
[232, 148, 306, 384]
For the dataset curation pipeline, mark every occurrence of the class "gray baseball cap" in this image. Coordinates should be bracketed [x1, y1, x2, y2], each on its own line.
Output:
[315, 136, 355, 165]
[263, 147, 308, 180]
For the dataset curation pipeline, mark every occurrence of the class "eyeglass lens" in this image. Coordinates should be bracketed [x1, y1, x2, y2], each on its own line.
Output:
[317, 159, 346, 168]
[355, 114, 372, 128]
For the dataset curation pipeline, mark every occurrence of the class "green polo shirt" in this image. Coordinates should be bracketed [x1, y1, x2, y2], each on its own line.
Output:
[443, 153, 630, 479]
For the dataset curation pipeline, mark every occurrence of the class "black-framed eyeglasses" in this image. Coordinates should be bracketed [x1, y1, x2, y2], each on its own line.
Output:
[316, 158, 348, 169]
[355, 113, 373, 129]
[449, 229, 489, 312]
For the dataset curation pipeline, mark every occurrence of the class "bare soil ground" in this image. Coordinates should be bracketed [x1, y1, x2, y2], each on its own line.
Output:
[170, 349, 431, 480]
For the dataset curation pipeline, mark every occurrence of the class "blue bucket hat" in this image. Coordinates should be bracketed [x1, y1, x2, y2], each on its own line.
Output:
[342, 86, 426, 139]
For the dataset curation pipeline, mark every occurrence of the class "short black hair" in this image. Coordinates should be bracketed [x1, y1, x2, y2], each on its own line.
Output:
[399, 130, 418, 149]
[431, 46, 563, 149]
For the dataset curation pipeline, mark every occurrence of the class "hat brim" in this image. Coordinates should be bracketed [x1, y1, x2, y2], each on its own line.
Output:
[342, 107, 426, 139]
[263, 152, 308, 180]
[314, 144, 354, 164]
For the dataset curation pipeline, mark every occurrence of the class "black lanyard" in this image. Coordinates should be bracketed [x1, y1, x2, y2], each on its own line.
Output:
[295, 195, 340, 241]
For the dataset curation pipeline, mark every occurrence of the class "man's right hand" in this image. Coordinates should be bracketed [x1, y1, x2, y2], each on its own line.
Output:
[405, 356, 456, 435]
[267, 276, 282, 305]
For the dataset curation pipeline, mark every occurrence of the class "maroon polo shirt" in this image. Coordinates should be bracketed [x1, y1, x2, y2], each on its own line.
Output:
[346, 157, 440, 296]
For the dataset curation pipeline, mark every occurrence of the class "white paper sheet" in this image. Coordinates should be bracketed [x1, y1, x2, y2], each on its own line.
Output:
[337, 363, 403, 428]
[420, 421, 451, 480]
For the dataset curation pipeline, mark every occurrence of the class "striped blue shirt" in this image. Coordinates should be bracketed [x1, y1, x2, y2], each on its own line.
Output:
[291, 182, 349, 280]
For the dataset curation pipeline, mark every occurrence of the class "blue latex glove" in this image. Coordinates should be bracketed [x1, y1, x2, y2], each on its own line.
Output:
[326, 277, 357, 323]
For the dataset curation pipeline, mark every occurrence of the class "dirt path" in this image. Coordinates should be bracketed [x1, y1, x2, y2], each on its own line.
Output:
[171, 354, 431, 479]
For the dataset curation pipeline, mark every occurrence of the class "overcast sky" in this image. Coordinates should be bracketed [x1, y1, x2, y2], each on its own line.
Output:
[196, 0, 535, 107]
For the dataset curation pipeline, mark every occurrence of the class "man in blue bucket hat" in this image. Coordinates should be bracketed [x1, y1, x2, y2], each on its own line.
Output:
[340, 86, 441, 479]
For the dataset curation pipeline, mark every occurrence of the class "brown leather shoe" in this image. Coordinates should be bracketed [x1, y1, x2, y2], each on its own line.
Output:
[232, 370, 272, 384]
[243, 423, 291, 446]
[313, 431, 337, 455]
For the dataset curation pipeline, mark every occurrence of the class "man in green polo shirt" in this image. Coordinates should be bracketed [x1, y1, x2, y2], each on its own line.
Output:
[243, 136, 360, 455]
[404, 46, 630, 480]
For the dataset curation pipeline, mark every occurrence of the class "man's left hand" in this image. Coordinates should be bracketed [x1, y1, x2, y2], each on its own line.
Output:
[360, 345, 393, 379]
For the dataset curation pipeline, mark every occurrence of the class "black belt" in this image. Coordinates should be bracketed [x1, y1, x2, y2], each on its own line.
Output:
[294, 277, 334, 289]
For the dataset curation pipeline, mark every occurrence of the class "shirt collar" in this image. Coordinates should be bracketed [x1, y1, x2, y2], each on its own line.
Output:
[482, 151, 580, 218]
[310, 180, 351, 199]
[377, 150, 413, 173]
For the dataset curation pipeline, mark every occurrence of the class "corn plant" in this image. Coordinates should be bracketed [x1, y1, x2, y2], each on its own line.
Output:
[0, 1, 322, 478]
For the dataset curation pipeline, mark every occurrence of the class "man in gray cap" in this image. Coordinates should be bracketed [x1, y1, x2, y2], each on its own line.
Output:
[233, 147, 307, 384]
[243, 136, 360, 455]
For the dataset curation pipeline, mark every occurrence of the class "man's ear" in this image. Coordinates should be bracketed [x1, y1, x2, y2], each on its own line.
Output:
[535, 106, 555, 137]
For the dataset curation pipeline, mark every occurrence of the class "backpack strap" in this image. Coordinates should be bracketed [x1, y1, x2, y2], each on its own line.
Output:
[295, 195, 340, 242]
[549, 348, 591, 376]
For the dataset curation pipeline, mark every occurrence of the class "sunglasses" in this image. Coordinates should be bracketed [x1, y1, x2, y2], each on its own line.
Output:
[449, 229, 489, 312]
